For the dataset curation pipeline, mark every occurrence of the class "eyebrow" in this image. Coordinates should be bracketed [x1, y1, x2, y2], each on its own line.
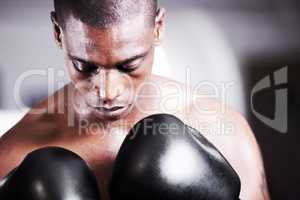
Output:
[68, 50, 150, 67]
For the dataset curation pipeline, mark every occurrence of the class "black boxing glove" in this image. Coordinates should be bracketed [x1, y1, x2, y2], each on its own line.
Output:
[109, 114, 241, 200]
[0, 147, 101, 200]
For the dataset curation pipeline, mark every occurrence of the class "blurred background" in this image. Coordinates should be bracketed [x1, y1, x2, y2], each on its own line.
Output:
[0, 0, 299, 199]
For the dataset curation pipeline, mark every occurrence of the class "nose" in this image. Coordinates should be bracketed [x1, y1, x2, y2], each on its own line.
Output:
[94, 69, 125, 103]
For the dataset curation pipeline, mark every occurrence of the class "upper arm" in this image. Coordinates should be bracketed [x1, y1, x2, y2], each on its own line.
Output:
[230, 112, 270, 200]
[0, 137, 21, 178]
[185, 99, 270, 200]
[0, 125, 33, 179]
[0, 110, 59, 179]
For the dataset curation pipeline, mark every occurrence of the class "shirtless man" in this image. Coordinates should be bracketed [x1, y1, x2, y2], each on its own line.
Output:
[0, 0, 270, 199]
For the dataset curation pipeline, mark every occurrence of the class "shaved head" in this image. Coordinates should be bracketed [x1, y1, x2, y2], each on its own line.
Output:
[54, 0, 158, 29]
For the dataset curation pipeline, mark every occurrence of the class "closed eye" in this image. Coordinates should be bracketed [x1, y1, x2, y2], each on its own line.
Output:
[72, 60, 99, 74]
[117, 58, 144, 73]
[118, 63, 139, 73]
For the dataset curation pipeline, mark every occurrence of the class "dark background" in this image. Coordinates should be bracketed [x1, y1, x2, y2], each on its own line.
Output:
[244, 56, 300, 200]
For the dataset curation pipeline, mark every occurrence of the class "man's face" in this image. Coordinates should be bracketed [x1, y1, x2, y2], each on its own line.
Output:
[55, 13, 162, 121]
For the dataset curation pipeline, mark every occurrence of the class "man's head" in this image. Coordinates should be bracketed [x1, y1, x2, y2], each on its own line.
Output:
[53, 0, 158, 29]
[51, 0, 165, 121]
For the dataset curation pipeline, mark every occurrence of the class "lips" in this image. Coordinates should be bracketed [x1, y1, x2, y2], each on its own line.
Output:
[96, 106, 125, 112]
[94, 105, 130, 119]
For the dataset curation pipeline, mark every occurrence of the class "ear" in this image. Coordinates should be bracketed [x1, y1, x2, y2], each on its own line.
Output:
[154, 8, 166, 46]
[51, 11, 63, 49]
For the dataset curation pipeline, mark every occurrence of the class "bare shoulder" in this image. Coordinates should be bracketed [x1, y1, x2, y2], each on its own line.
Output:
[150, 75, 262, 165]
[0, 116, 44, 178]
[184, 98, 270, 199]
[0, 87, 68, 178]
[150, 75, 270, 199]
[0, 83, 69, 143]
[151, 75, 262, 165]
[149, 75, 189, 114]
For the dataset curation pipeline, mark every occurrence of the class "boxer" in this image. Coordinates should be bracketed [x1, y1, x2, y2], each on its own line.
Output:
[0, 0, 270, 199]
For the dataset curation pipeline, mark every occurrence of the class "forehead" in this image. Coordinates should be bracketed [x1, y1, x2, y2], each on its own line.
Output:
[63, 15, 154, 63]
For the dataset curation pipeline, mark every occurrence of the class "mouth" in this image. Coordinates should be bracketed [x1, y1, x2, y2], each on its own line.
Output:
[93, 105, 130, 119]
[96, 106, 125, 112]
